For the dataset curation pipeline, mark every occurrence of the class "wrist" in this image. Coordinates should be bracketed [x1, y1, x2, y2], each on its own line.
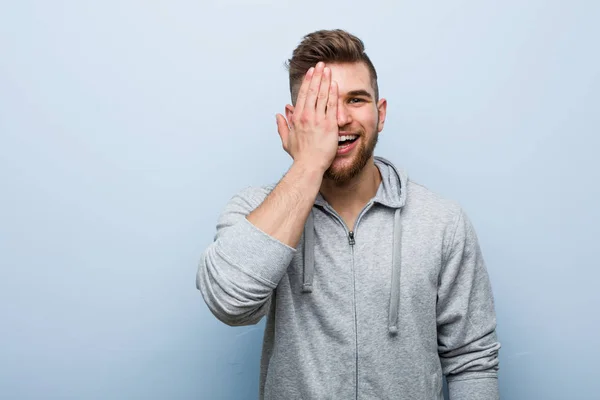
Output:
[294, 156, 329, 174]
[289, 161, 325, 195]
[292, 160, 326, 179]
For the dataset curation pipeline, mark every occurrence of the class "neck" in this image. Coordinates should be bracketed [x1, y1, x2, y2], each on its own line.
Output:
[319, 157, 382, 215]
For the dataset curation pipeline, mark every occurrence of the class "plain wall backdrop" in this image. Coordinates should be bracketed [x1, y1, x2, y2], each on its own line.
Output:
[1, 1, 599, 399]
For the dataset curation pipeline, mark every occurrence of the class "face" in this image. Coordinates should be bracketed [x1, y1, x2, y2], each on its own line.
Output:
[289, 62, 387, 184]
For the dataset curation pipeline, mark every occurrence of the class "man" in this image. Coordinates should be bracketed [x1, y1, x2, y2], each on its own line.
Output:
[197, 29, 500, 399]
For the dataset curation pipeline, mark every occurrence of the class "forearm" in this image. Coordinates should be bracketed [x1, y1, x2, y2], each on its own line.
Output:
[247, 161, 324, 248]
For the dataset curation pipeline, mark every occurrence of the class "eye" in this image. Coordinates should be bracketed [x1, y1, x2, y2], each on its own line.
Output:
[349, 98, 364, 104]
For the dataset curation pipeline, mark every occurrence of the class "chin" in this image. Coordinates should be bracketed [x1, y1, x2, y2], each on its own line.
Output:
[325, 158, 364, 184]
[325, 132, 378, 184]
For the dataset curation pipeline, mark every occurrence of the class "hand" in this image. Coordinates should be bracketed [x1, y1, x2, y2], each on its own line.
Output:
[276, 62, 339, 173]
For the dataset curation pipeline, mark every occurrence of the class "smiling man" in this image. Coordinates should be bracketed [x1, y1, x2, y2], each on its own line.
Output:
[197, 29, 501, 399]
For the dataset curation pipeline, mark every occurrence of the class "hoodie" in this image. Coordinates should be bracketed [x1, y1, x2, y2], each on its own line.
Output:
[197, 156, 501, 399]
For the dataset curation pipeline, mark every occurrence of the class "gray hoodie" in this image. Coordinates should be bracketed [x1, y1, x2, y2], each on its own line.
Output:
[197, 156, 500, 399]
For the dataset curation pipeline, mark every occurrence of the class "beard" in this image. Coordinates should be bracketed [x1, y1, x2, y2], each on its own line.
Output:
[324, 126, 379, 185]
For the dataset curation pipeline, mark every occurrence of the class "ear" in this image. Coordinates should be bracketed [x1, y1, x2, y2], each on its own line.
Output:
[376, 98, 387, 133]
[285, 104, 295, 124]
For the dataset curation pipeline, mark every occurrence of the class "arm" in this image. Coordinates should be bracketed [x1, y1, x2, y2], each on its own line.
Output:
[197, 62, 339, 326]
[196, 163, 324, 326]
[247, 162, 324, 249]
[437, 208, 501, 399]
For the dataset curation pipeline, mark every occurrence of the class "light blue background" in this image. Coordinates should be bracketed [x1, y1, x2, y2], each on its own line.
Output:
[1, 1, 598, 399]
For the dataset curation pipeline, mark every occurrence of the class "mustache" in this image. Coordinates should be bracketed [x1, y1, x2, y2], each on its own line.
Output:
[337, 126, 363, 135]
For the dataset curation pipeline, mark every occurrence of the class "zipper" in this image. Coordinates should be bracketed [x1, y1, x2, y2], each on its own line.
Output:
[323, 201, 375, 400]
[324, 201, 374, 245]
[351, 240, 358, 400]
[348, 231, 355, 245]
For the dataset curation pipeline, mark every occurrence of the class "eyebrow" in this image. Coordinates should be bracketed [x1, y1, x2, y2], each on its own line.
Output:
[344, 89, 373, 99]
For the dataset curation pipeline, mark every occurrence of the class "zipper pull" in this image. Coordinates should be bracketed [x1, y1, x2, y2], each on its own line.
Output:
[348, 231, 355, 246]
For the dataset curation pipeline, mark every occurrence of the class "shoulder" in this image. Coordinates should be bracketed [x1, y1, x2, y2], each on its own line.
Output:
[405, 179, 462, 221]
[404, 179, 481, 254]
[405, 180, 476, 254]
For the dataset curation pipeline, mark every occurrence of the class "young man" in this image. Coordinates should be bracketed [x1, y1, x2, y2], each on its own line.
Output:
[197, 29, 501, 399]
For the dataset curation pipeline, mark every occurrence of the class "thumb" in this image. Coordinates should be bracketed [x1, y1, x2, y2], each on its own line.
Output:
[276, 113, 290, 147]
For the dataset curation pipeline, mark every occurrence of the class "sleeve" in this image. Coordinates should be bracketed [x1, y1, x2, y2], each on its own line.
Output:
[437, 208, 501, 400]
[196, 186, 297, 326]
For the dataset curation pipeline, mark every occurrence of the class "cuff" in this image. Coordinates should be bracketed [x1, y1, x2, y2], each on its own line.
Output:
[216, 216, 297, 286]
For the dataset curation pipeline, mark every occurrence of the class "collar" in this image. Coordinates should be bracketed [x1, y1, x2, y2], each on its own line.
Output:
[314, 156, 407, 209]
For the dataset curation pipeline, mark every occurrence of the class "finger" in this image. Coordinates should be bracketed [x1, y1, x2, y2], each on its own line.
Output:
[293, 67, 314, 116]
[316, 66, 331, 116]
[326, 81, 338, 123]
[276, 113, 290, 149]
[303, 62, 325, 114]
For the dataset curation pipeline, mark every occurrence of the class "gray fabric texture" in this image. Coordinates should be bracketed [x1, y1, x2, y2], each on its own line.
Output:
[197, 156, 500, 399]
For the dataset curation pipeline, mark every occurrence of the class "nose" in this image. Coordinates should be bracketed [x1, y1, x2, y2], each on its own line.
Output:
[337, 103, 352, 128]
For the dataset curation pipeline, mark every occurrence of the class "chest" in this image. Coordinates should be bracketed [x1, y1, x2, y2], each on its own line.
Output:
[288, 206, 444, 299]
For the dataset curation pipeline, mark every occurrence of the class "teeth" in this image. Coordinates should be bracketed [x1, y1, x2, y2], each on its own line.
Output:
[338, 135, 358, 142]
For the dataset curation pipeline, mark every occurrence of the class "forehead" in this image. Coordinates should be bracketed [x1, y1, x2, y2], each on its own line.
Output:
[327, 62, 373, 96]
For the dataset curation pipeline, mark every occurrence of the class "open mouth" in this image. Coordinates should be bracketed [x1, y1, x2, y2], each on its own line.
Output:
[338, 135, 359, 147]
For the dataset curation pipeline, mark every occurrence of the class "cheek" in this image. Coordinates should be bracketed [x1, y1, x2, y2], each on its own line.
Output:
[358, 109, 379, 130]
[370, 109, 383, 130]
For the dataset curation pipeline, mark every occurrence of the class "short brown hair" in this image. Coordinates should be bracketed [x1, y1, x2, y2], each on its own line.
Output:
[285, 29, 379, 105]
